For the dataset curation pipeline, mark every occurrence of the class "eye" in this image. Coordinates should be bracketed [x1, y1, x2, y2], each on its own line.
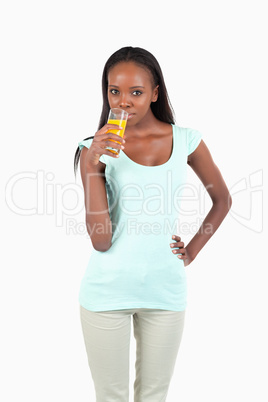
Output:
[133, 90, 142, 96]
[110, 89, 119, 95]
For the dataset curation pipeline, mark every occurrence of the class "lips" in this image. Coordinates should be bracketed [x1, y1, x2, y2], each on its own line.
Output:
[127, 113, 135, 120]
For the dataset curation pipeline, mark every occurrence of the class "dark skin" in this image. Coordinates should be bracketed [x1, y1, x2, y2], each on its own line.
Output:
[83, 61, 232, 262]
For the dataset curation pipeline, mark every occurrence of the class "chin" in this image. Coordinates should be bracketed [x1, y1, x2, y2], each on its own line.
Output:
[126, 118, 136, 126]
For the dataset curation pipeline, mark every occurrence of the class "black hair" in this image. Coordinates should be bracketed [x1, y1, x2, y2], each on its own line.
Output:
[74, 46, 176, 177]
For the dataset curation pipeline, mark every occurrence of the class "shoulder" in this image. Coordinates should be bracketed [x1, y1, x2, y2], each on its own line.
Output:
[78, 137, 93, 150]
[78, 136, 106, 172]
[173, 125, 202, 156]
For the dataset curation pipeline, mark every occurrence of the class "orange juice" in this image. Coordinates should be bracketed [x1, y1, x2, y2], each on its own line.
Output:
[107, 119, 127, 154]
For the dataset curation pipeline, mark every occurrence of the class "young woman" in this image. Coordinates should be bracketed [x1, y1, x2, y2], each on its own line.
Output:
[74, 46, 232, 401]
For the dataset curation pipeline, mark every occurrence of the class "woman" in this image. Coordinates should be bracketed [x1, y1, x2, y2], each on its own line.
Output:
[74, 46, 232, 401]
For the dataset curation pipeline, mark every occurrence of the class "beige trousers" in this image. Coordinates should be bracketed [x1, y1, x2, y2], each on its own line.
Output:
[80, 305, 186, 402]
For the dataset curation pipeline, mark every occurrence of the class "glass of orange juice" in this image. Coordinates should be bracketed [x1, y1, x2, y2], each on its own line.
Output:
[105, 108, 128, 155]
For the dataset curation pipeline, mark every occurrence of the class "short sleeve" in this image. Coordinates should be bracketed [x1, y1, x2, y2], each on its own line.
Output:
[187, 128, 202, 155]
[78, 138, 107, 165]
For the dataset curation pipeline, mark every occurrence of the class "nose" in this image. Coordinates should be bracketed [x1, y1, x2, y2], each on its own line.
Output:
[118, 94, 131, 109]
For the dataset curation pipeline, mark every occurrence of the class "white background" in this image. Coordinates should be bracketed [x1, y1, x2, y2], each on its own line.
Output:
[1, 0, 267, 401]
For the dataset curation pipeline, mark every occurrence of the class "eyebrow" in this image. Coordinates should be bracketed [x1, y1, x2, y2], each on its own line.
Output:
[108, 85, 145, 89]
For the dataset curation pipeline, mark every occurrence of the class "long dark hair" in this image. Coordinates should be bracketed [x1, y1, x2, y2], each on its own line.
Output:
[74, 46, 176, 177]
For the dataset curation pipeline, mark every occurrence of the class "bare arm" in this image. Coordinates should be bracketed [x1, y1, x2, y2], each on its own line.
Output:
[79, 124, 125, 251]
[80, 148, 113, 252]
[175, 140, 232, 265]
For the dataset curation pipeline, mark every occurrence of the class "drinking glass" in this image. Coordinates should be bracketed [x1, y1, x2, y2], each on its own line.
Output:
[105, 108, 128, 155]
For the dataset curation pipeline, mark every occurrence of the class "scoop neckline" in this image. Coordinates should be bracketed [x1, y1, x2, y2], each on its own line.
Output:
[121, 124, 175, 168]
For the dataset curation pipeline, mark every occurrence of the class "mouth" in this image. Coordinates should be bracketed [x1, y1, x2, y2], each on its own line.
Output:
[127, 113, 135, 120]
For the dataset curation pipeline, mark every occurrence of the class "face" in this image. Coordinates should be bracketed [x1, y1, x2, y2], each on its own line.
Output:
[107, 62, 159, 126]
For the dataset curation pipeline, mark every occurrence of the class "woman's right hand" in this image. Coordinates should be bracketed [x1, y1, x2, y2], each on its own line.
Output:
[85, 124, 126, 167]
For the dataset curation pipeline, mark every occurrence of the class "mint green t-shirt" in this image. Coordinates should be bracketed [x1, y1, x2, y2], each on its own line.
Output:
[78, 124, 202, 311]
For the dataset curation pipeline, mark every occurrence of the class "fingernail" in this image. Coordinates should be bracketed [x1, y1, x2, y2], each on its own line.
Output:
[123, 139, 126, 143]
[172, 236, 175, 239]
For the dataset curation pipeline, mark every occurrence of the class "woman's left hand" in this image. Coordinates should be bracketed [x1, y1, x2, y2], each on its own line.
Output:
[170, 235, 192, 267]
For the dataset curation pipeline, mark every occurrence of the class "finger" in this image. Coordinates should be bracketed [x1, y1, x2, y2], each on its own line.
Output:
[94, 146, 121, 159]
[94, 136, 125, 151]
[104, 123, 124, 132]
[96, 132, 125, 143]
[172, 235, 181, 241]
[170, 241, 184, 249]
[95, 124, 124, 138]
[104, 134, 125, 144]
[103, 150, 121, 158]
[105, 132, 124, 141]
[104, 140, 125, 150]
[176, 242, 185, 248]
[171, 248, 186, 255]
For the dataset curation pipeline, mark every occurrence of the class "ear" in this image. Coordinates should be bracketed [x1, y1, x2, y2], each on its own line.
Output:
[152, 85, 159, 102]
